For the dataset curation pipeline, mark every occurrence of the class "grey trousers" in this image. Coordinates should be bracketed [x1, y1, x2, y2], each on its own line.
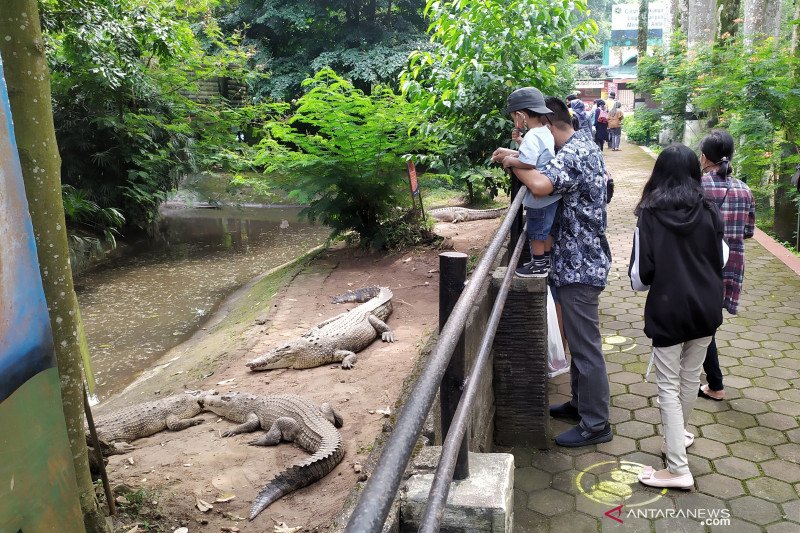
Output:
[653, 336, 712, 475]
[560, 283, 610, 432]
[608, 127, 622, 149]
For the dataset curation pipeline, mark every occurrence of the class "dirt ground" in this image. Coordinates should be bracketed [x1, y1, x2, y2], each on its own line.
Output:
[99, 218, 501, 532]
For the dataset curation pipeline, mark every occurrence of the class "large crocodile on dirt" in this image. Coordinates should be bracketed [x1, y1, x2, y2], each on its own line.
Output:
[246, 286, 394, 371]
[428, 206, 507, 223]
[86, 392, 205, 454]
[202, 392, 344, 520]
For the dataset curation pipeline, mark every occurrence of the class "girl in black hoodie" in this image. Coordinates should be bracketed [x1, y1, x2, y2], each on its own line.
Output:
[629, 144, 727, 489]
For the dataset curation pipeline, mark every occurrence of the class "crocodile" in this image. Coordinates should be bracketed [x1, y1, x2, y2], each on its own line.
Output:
[246, 286, 394, 371]
[87, 392, 205, 454]
[428, 206, 507, 223]
[201, 392, 344, 520]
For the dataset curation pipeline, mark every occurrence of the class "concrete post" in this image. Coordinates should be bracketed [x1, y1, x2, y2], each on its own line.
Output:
[490, 269, 550, 449]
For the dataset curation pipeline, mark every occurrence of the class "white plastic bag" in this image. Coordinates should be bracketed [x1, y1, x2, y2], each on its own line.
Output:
[546, 286, 569, 378]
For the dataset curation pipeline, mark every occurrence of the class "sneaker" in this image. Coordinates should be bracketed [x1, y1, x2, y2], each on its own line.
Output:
[515, 261, 549, 278]
[549, 402, 580, 420]
[555, 423, 613, 447]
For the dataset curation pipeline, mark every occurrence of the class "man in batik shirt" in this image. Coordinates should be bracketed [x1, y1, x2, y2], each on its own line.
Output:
[512, 96, 613, 447]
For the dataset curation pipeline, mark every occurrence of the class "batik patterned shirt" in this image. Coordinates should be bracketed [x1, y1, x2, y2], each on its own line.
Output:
[540, 128, 611, 288]
[702, 170, 755, 314]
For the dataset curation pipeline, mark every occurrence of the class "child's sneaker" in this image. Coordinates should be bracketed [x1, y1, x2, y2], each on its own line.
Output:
[515, 261, 549, 278]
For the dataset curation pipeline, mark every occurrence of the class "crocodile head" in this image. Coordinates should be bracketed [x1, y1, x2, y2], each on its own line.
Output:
[246, 339, 308, 370]
[201, 391, 254, 417]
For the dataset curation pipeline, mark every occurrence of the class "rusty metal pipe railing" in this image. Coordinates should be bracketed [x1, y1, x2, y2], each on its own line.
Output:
[345, 184, 527, 533]
[418, 228, 528, 533]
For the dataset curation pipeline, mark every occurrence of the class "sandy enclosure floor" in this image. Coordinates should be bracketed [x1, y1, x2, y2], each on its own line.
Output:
[98, 217, 501, 532]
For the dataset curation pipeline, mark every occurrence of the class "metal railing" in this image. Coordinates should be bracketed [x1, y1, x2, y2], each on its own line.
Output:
[345, 175, 528, 532]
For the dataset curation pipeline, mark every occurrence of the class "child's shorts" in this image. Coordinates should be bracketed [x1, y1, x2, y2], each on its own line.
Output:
[525, 202, 559, 241]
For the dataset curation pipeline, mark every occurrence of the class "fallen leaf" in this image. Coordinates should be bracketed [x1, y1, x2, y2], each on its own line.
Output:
[124, 525, 139, 533]
[196, 498, 213, 512]
[376, 406, 391, 417]
[127, 457, 135, 465]
[214, 493, 236, 503]
[216, 378, 235, 385]
[403, 257, 412, 263]
[223, 512, 246, 521]
[183, 463, 193, 467]
[353, 463, 362, 473]
[273, 520, 302, 533]
[115, 496, 129, 505]
[175, 528, 189, 533]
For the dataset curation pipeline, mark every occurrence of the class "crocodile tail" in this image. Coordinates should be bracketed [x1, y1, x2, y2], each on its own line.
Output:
[248, 431, 345, 520]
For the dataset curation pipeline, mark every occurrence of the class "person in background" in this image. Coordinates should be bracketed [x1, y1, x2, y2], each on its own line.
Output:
[512, 96, 612, 448]
[593, 99, 608, 151]
[697, 130, 756, 402]
[607, 101, 624, 151]
[570, 99, 592, 132]
[629, 144, 727, 489]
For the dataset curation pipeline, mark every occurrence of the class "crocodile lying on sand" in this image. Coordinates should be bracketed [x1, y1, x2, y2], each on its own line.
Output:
[428, 206, 507, 223]
[202, 392, 344, 520]
[246, 286, 394, 371]
[87, 392, 205, 454]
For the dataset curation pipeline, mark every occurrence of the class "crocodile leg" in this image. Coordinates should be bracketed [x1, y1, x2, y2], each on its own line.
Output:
[165, 414, 204, 431]
[221, 413, 260, 437]
[104, 441, 136, 455]
[319, 402, 343, 428]
[336, 349, 358, 369]
[248, 417, 299, 447]
[368, 314, 395, 342]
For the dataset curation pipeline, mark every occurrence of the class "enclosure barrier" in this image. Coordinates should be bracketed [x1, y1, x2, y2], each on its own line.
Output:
[345, 175, 529, 532]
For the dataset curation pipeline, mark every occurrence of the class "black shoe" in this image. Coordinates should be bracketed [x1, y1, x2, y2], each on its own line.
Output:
[549, 402, 580, 420]
[515, 261, 549, 278]
[555, 423, 613, 448]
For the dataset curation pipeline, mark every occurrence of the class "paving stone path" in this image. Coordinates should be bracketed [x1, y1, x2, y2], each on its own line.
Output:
[511, 141, 800, 533]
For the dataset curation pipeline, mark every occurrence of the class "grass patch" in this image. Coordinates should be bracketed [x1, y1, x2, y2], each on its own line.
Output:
[213, 246, 325, 331]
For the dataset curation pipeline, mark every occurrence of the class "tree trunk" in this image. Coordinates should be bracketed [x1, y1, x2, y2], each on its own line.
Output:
[0, 2, 108, 532]
[743, 0, 768, 45]
[638, 0, 650, 59]
[687, 0, 717, 49]
[764, 0, 783, 42]
[773, 0, 800, 245]
[386, 0, 393, 27]
[676, 0, 690, 34]
[719, 0, 742, 38]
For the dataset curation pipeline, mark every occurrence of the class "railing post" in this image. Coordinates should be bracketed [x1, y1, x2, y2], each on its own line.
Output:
[508, 170, 529, 268]
[439, 251, 469, 480]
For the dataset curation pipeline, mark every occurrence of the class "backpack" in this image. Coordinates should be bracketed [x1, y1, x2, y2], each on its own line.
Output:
[597, 109, 609, 124]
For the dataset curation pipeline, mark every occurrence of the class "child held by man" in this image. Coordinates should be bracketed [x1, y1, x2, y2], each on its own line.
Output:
[491, 87, 560, 277]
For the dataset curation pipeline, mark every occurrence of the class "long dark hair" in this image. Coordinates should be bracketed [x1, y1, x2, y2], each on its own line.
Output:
[699, 129, 734, 177]
[635, 144, 704, 215]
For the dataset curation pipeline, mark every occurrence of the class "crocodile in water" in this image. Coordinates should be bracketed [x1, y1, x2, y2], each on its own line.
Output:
[87, 392, 205, 454]
[246, 286, 394, 371]
[428, 206, 507, 223]
[202, 392, 344, 520]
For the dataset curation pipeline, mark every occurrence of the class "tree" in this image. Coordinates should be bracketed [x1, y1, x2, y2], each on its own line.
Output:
[638, 0, 649, 59]
[0, 2, 108, 532]
[401, 0, 596, 170]
[218, 0, 428, 100]
[687, 0, 716, 49]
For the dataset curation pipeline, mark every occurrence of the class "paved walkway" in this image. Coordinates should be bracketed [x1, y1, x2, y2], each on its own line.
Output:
[512, 141, 800, 532]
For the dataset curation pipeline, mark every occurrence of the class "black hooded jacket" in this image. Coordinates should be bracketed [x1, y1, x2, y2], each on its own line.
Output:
[629, 197, 725, 347]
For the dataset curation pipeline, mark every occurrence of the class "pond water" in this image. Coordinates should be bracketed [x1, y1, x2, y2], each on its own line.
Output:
[76, 206, 328, 400]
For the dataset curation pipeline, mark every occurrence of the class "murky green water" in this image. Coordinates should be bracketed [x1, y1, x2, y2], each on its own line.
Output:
[76, 206, 328, 400]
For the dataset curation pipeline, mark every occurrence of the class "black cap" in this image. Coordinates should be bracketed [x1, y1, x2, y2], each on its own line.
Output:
[507, 87, 551, 115]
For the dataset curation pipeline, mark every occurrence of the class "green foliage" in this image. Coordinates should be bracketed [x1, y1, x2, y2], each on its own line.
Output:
[623, 108, 662, 145]
[218, 0, 428, 100]
[634, 33, 800, 239]
[41, 0, 253, 235]
[254, 69, 441, 249]
[400, 0, 597, 171]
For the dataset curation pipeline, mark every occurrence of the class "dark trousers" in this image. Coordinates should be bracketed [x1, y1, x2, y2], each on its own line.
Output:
[560, 283, 609, 432]
[595, 138, 605, 151]
[702, 335, 724, 391]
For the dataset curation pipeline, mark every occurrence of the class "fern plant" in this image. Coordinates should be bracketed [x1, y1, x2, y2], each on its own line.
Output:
[255, 69, 442, 248]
